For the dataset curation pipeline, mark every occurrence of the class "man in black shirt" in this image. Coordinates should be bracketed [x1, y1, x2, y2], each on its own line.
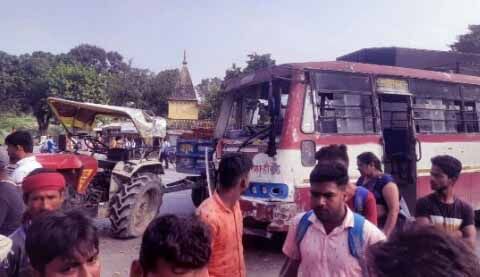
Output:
[0, 151, 24, 236]
[415, 155, 476, 249]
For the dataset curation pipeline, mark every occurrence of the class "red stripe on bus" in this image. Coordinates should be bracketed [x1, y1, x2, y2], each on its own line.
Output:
[279, 134, 382, 149]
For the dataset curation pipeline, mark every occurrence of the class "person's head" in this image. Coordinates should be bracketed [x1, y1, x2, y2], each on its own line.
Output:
[357, 152, 382, 177]
[217, 153, 253, 194]
[430, 155, 462, 192]
[367, 225, 480, 277]
[130, 214, 211, 277]
[5, 130, 34, 162]
[315, 144, 349, 167]
[22, 168, 66, 218]
[26, 210, 100, 277]
[309, 162, 349, 223]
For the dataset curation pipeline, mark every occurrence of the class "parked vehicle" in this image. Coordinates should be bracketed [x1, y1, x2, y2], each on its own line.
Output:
[187, 61, 480, 238]
[41, 97, 202, 239]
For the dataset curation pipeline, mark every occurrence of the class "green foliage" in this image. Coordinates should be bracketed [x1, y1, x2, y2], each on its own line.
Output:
[243, 53, 276, 73]
[108, 68, 152, 108]
[0, 44, 276, 131]
[143, 69, 179, 116]
[48, 63, 108, 103]
[224, 53, 276, 81]
[17, 51, 58, 134]
[451, 25, 480, 53]
[0, 114, 37, 143]
[196, 77, 223, 119]
[0, 51, 25, 112]
[68, 44, 129, 74]
[225, 63, 242, 80]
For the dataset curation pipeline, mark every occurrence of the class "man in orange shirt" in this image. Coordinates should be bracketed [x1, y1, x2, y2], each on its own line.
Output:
[197, 153, 252, 277]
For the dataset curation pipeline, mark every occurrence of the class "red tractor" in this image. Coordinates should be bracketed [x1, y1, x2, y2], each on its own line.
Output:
[41, 97, 168, 238]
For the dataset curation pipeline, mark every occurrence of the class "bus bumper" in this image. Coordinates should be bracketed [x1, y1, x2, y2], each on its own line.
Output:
[240, 199, 299, 234]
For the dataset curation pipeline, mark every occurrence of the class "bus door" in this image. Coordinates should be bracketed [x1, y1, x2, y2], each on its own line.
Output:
[377, 78, 418, 211]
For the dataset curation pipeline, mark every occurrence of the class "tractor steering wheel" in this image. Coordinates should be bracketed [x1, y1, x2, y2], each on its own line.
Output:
[84, 136, 108, 154]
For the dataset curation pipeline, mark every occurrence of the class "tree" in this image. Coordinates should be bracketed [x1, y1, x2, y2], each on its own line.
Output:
[224, 53, 276, 81]
[68, 44, 129, 73]
[450, 25, 480, 53]
[196, 77, 223, 119]
[48, 63, 108, 102]
[17, 51, 57, 134]
[68, 44, 108, 72]
[0, 52, 24, 113]
[243, 53, 276, 73]
[225, 63, 242, 80]
[108, 67, 153, 108]
[42, 63, 108, 134]
[143, 69, 179, 116]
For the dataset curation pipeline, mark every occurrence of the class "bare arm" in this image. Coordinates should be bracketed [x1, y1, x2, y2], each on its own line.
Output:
[279, 258, 300, 277]
[461, 225, 476, 250]
[382, 182, 400, 238]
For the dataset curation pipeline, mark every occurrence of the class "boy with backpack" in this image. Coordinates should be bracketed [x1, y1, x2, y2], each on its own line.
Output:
[280, 162, 385, 277]
[315, 144, 378, 225]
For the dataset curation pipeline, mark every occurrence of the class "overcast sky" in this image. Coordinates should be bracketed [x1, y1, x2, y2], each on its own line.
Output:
[1, 0, 479, 83]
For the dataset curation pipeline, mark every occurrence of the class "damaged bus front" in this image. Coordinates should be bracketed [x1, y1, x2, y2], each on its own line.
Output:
[215, 66, 306, 236]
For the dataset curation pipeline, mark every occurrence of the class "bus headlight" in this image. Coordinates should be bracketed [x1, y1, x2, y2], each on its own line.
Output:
[301, 140, 316, 166]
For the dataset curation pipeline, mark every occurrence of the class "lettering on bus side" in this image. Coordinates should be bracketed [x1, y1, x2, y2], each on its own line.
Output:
[252, 153, 281, 177]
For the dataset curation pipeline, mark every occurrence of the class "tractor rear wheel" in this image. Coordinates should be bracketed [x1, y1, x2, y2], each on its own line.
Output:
[109, 173, 163, 238]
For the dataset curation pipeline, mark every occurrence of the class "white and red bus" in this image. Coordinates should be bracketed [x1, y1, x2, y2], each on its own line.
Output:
[214, 61, 480, 236]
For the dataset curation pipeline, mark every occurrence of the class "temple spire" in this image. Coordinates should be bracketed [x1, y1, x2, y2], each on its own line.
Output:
[169, 50, 196, 101]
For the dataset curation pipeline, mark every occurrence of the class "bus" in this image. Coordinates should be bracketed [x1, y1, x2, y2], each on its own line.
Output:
[210, 60, 480, 236]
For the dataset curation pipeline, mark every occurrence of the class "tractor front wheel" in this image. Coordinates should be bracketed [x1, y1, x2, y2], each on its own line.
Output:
[109, 173, 163, 238]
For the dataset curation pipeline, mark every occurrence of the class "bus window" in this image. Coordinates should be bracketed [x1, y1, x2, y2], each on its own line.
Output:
[412, 80, 463, 133]
[461, 85, 480, 133]
[413, 98, 461, 133]
[317, 93, 374, 134]
[309, 71, 375, 134]
[463, 101, 479, 132]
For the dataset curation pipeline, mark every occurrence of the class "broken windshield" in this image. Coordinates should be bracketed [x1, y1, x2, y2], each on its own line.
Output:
[225, 82, 272, 139]
[224, 80, 289, 141]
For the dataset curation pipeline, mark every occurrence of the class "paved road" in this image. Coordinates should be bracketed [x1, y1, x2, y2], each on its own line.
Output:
[98, 168, 480, 276]
[98, 168, 284, 277]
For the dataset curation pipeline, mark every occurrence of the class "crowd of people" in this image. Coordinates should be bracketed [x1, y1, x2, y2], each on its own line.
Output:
[0, 130, 479, 276]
